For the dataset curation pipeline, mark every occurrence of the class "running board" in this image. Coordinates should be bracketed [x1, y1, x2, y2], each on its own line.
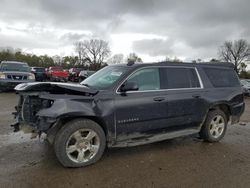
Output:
[112, 129, 199, 147]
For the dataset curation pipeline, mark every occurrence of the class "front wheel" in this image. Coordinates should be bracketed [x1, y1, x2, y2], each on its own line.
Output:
[199, 109, 227, 142]
[54, 119, 106, 167]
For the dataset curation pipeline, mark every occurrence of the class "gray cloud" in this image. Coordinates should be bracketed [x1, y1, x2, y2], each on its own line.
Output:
[0, 0, 250, 59]
[59, 33, 89, 44]
[133, 39, 174, 56]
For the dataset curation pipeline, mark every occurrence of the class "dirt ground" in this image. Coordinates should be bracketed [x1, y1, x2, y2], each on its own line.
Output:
[0, 93, 250, 188]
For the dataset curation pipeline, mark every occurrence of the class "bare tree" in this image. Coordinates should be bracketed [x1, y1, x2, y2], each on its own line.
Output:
[52, 55, 62, 65]
[210, 58, 220, 63]
[165, 56, 182, 63]
[108, 54, 124, 64]
[74, 39, 110, 67]
[219, 39, 250, 73]
[74, 42, 84, 65]
[127, 53, 143, 63]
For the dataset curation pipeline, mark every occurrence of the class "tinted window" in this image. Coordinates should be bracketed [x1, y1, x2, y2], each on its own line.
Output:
[204, 68, 240, 88]
[34, 68, 45, 72]
[126, 68, 160, 91]
[161, 67, 200, 89]
[0, 63, 30, 72]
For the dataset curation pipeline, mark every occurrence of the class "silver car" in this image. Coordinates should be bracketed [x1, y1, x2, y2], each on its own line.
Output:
[240, 79, 250, 96]
[0, 61, 35, 92]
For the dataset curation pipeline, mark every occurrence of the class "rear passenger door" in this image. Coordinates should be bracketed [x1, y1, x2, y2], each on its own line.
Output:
[159, 67, 205, 130]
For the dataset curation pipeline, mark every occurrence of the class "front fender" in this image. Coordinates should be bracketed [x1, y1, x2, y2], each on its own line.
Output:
[38, 98, 115, 145]
[37, 99, 96, 118]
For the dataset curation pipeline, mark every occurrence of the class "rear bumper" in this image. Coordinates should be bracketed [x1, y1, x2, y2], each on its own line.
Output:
[0, 80, 35, 91]
[231, 102, 245, 124]
[35, 73, 46, 81]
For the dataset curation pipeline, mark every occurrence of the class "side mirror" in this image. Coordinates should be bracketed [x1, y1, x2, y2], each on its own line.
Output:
[120, 81, 139, 92]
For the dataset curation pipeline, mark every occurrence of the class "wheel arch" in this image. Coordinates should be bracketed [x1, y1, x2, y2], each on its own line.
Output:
[208, 103, 231, 121]
[46, 115, 108, 144]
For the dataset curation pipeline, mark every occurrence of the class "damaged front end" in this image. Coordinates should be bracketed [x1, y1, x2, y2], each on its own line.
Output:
[11, 82, 98, 136]
[12, 92, 54, 134]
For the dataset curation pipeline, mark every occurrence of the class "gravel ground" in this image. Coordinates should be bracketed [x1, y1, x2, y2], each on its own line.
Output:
[0, 93, 250, 188]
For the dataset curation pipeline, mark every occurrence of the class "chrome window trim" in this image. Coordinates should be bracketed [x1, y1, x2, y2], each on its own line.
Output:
[115, 66, 204, 94]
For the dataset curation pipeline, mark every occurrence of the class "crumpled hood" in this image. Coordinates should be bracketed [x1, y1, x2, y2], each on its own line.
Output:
[14, 82, 98, 95]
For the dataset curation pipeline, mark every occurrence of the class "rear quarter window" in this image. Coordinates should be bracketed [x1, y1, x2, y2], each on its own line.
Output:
[204, 67, 240, 87]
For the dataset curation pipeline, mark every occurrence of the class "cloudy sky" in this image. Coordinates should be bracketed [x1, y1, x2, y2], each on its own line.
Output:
[0, 0, 250, 62]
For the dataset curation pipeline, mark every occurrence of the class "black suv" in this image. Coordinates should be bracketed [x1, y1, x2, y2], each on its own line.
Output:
[12, 62, 244, 167]
[31, 67, 47, 81]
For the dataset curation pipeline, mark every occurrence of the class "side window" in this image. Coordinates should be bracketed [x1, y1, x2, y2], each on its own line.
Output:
[161, 67, 200, 89]
[126, 68, 160, 91]
[204, 67, 240, 87]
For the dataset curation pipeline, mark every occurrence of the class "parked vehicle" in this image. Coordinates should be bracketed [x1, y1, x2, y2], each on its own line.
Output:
[245, 79, 250, 83]
[240, 80, 250, 96]
[47, 67, 69, 82]
[31, 67, 47, 81]
[12, 62, 244, 167]
[0, 61, 35, 92]
[68, 68, 84, 82]
[79, 70, 96, 82]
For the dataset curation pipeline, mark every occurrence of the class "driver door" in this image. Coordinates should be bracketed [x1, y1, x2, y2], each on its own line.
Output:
[114, 68, 167, 141]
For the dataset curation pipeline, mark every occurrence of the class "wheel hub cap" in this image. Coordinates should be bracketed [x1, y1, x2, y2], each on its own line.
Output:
[209, 115, 225, 139]
[66, 129, 100, 163]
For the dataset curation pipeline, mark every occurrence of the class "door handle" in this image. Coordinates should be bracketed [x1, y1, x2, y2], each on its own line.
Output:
[153, 97, 165, 102]
[192, 94, 201, 98]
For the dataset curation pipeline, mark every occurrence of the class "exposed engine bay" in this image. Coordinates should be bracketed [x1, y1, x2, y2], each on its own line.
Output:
[11, 82, 98, 134]
[12, 92, 56, 135]
[15, 93, 53, 128]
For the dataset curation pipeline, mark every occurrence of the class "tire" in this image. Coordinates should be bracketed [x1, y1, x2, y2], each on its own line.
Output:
[199, 109, 228, 142]
[54, 118, 106, 167]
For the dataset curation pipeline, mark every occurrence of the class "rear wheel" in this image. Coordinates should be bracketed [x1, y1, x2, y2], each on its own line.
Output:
[199, 109, 227, 142]
[54, 119, 106, 167]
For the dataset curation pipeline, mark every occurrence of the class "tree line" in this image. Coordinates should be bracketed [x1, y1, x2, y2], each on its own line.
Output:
[0, 38, 249, 75]
[0, 39, 143, 71]
[0, 48, 83, 69]
[166, 39, 250, 78]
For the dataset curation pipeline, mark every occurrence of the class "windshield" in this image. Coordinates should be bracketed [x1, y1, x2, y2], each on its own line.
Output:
[34, 67, 45, 72]
[80, 66, 129, 90]
[0, 63, 30, 72]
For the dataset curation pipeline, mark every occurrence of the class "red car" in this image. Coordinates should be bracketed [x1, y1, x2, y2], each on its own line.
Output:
[47, 67, 69, 82]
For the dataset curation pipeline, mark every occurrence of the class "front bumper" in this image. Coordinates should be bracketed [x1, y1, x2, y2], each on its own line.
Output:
[0, 80, 35, 91]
